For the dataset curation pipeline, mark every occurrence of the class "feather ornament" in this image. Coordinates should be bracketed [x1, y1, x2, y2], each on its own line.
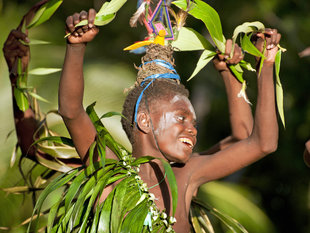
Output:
[130, 1, 147, 27]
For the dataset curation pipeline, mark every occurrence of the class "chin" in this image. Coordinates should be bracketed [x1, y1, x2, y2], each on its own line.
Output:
[167, 153, 191, 164]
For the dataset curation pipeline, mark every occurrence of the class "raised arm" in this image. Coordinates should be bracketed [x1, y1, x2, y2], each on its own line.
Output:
[3, 29, 37, 158]
[58, 9, 99, 163]
[189, 29, 280, 187]
[203, 40, 253, 154]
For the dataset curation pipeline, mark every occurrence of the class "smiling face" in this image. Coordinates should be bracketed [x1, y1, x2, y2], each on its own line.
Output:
[149, 94, 197, 163]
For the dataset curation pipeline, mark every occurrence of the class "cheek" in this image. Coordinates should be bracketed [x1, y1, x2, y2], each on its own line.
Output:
[154, 112, 177, 137]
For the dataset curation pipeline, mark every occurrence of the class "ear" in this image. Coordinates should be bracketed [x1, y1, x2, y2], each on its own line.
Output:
[136, 111, 151, 134]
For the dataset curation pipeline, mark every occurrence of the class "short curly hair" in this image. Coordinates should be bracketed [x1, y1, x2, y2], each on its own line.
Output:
[121, 44, 189, 144]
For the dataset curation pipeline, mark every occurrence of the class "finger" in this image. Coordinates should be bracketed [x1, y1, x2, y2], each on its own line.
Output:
[80, 10, 88, 33]
[10, 30, 30, 44]
[88, 9, 96, 28]
[16, 42, 29, 55]
[73, 13, 81, 36]
[271, 29, 278, 47]
[225, 39, 232, 58]
[276, 33, 281, 45]
[229, 44, 242, 64]
[66, 15, 75, 34]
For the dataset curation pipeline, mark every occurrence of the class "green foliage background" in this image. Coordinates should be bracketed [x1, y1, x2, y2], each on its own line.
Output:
[0, 0, 309, 232]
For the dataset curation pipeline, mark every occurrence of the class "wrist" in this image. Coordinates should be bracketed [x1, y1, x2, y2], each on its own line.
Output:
[67, 42, 87, 47]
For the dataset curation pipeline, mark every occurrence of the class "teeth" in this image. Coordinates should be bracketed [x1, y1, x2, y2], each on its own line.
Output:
[179, 138, 193, 148]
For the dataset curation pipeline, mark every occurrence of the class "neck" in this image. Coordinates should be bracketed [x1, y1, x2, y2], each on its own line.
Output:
[132, 136, 167, 179]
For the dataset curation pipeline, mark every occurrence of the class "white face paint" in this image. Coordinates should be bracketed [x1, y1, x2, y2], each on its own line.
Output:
[171, 95, 196, 119]
[153, 95, 196, 136]
[154, 111, 176, 136]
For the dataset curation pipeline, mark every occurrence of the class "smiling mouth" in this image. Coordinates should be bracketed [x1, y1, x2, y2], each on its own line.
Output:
[179, 138, 194, 148]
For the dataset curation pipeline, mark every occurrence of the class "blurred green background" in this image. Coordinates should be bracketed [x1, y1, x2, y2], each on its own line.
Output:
[0, 0, 309, 232]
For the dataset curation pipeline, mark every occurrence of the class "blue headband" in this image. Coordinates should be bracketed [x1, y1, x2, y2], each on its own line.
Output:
[134, 59, 180, 124]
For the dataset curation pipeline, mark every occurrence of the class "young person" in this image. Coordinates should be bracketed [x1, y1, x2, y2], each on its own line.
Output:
[56, 9, 280, 232]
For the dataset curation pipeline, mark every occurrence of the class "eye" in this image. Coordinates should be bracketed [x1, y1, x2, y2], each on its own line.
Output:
[176, 115, 185, 122]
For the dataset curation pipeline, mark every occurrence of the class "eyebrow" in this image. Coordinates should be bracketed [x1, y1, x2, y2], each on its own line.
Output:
[175, 108, 196, 120]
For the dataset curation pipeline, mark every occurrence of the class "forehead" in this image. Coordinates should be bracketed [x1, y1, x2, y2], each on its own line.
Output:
[153, 94, 196, 117]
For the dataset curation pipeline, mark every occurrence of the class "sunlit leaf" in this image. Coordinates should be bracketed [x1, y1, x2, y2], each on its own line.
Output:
[188, 50, 217, 81]
[228, 64, 244, 83]
[26, 6, 46, 29]
[10, 143, 19, 168]
[120, 199, 150, 233]
[159, 159, 178, 216]
[29, 39, 51, 45]
[2, 186, 30, 194]
[36, 143, 79, 159]
[100, 111, 124, 119]
[173, 0, 226, 52]
[28, 91, 50, 103]
[35, 154, 73, 173]
[27, 168, 80, 232]
[197, 181, 275, 233]
[241, 34, 264, 58]
[97, 0, 127, 16]
[14, 87, 29, 112]
[232, 21, 265, 43]
[47, 194, 63, 233]
[27, 0, 63, 29]
[171, 27, 212, 51]
[28, 67, 62, 75]
[275, 50, 285, 128]
[190, 207, 204, 233]
[32, 136, 74, 148]
[240, 60, 256, 72]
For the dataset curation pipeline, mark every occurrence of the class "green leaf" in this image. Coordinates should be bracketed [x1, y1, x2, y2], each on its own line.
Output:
[29, 39, 51, 45]
[111, 177, 134, 232]
[97, 0, 127, 16]
[28, 67, 62, 75]
[10, 143, 19, 168]
[228, 64, 244, 83]
[98, 188, 115, 232]
[120, 199, 150, 233]
[27, 0, 63, 29]
[159, 159, 178, 216]
[241, 34, 264, 58]
[36, 143, 79, 159]
[240, 60, 256, 72]
[14, 87, 29, 112]
[232, 21, 265, 44]
[26, 6, 46, 29]
[100, 111, 124, 119]
[64, 169, 87, 212]
[97, 2, 109, 16]
[275, 50, 285, 128]
[27, 168, 80, 232]
[188, 50, 217, 81]
[171, 27, 212, 51]
[47, 194, 63, 233]
[190, 206, 205, 233]
[174, 0, 226, 52]
[131, 156, 155, 166]
[35, 153, 73, 173]
[32, 136, 75, 148]
[196, 181, 275, 233]
[28, 91, 50, 103]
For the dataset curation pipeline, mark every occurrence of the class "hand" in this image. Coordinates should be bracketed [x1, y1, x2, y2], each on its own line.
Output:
[2, 29, 30, 76]
[213, 39, 244, 72]
[252, 28, 281, 64]
[66, 9, 99, 45]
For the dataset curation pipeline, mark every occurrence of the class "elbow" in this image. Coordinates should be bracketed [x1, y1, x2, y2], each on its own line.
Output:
[58, 105, 83, 120]
[258, 137, 278, 155]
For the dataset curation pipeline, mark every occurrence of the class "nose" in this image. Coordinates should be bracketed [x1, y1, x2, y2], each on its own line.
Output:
[186, 122, 197, 136]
